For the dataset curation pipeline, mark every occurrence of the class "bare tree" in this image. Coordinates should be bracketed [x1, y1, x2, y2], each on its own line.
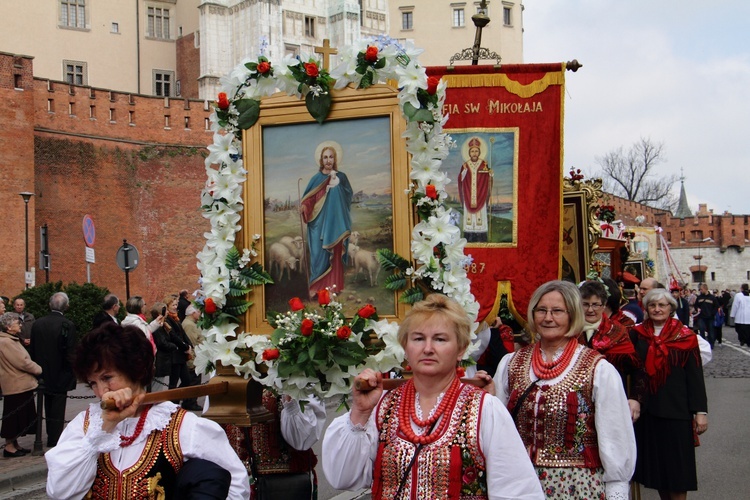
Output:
[595, 137, 678, 211]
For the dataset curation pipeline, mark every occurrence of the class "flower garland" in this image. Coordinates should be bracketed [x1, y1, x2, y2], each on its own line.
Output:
[195, 37, 480, 388]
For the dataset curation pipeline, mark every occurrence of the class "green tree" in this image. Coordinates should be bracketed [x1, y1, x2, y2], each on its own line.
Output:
[13, 281, 116, 339]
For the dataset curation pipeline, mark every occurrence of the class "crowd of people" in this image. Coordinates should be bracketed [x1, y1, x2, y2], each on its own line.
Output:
[0, 275, 732, 498]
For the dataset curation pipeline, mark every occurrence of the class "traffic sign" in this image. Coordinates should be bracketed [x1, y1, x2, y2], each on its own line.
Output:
[85, 247, 96, 263]
[83, 215, 96, 247]
[116, 242, 140, 271]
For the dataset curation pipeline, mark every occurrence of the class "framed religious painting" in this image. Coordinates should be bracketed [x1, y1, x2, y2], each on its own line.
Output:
[241, 85, 412, 333]
[442, 128, 519, 246]
[561, 178, 602, 283]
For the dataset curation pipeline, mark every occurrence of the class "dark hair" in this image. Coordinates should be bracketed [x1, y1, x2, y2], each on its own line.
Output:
[579, 280, 608, 304]
[102, 294, 119, 310]
[602, 278, 622, 314]
[74, 323, 154, 387]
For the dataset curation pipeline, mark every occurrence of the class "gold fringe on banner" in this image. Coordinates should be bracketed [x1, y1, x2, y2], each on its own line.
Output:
[443, 70, 565, 98]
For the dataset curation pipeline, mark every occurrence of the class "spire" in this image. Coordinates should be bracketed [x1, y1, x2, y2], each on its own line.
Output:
[674, 169, 692, 219]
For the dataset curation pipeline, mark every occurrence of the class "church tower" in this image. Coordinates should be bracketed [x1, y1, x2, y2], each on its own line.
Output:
[673, 173, 693, 219]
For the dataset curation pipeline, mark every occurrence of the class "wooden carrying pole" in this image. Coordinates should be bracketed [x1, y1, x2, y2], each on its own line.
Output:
[100, 381, 229, 411]
[355, 377, 488, 392]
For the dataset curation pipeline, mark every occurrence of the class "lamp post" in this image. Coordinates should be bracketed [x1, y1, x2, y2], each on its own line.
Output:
[19, 192, 34, 289]
[694, 237, 713, 285]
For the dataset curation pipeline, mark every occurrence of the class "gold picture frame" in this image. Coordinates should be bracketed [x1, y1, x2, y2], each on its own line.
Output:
[561, 178, 603, 283]
[241, 84, 413, 334]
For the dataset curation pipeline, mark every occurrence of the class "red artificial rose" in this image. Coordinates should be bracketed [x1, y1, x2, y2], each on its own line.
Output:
[304, 62, 319, 78]
[336, 326, 352, 340]
[204, 298, 217, 314]
[426, 76, 439, 95]
[358, 304, 376, 319]
[364, 46, 379, 63]
[288, 297, 305, 311]
[318, 288, 331, 306]
[217, 92, 230, 110]
[456, 366, 466, 377]
[257, 61, 271, 74]
[262, 348, 280, 361]
[300, 318, 314, 336]
[425, 184, 438, 199]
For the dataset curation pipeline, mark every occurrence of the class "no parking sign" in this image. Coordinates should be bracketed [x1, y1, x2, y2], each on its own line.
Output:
[83, 215, 96, 247]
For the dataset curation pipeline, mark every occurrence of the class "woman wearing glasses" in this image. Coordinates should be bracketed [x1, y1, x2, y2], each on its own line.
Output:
[492, 280, 636, 499]
[579, 280, 641, 422]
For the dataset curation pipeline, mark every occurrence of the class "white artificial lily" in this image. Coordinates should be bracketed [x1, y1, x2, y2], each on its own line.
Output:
[206, 133, 238, 168]
[421, 212, 460, 247]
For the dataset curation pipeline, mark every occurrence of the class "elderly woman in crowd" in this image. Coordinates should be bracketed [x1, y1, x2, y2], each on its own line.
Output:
[121, 295, 161, 355]
[579, 280, 641, 421]
[323, 293, 543, 499]
[45, 323, 250, 499]
[493, 280, 635, 499]
[0, 312, 42, 458]
[631, 288, 708, 500]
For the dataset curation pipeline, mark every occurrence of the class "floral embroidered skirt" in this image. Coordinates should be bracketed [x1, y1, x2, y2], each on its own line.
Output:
[536, 466, 605, 499]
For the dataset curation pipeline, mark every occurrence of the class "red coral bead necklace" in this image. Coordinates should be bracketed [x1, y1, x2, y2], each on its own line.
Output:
[119, 405, 151, 447]
[398, 376, 461, 445]
[531, 339, 578, 380]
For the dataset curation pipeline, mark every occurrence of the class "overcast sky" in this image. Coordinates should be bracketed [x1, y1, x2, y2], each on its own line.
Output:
[522, 0, 750, 214]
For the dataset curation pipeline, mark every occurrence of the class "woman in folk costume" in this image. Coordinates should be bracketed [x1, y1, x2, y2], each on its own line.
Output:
[631, 288, 708, 500]
[578, 280, 642, 421]
[45, 323, 250, 499]
[323, 294, 543, 499]
[492, 280, 635, 499]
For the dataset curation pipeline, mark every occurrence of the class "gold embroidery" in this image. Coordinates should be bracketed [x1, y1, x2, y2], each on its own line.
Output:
[147, 473, 166, 500]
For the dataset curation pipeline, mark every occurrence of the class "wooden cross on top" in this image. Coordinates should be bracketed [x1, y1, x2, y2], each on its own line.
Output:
[314, 39, 338, 70]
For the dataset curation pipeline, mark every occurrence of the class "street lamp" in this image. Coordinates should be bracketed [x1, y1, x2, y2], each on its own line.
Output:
[694, 237, 713, 284]
[19, 192, 34, 289]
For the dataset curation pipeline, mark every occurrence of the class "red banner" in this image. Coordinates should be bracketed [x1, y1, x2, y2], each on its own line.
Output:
[427, 64, 565, 323]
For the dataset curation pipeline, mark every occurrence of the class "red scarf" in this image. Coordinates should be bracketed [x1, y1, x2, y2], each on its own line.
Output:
[633, 318, 699, 393]
[580, 314, 638, 372]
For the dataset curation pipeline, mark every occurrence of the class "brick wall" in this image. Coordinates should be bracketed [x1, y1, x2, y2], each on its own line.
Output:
[176, 33, 201, 99]
[0, 53, 36, 295]
[0, 51, 215, 302]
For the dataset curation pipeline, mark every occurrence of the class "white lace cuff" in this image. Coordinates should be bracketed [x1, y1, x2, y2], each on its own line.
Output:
[605, 481, 629, 500]
[83, 410, 121, 453]
[346, 414, 370, 433]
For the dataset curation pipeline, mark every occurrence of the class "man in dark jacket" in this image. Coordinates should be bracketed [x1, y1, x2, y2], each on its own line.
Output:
[91, 293, 120, 329]
[177, 289, 191, 322]
[695, 283, 719, 348]
[672, 285, 691, 325]
[30, 292, 77, 447]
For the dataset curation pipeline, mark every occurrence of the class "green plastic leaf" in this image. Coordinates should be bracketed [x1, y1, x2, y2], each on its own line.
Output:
[358, 71, 374, 89]
[376, 248, 410, 272]
[402, 102, 419, 120]
[373, 58, 387, 69]
[400, 287, 424, 305]
[306, 92, 332, 124]
[223, 301, 251, 317]
[266, 312, 281, 328]
[384, 272, 407, 291]
[235, 99, 260, 129]
[241, 263, 274, 286]
[225, 246, 241, 269]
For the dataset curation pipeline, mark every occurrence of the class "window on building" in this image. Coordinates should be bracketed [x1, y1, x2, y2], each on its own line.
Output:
[148, 7, 170, 39]
[285, 44, 300, 57]
[64, 60, 87, 85]
[732, 229, 736, 237]
[709, 230, 714, 239]
[453, 8, 465, 27]
[359, 0, 364, 26]
[111, 22, 119, 34]
[745, 230, 748, 240]
[747, 270, 750, 280]
[61, 0, 86, 29]
[680, 231, 685, 241]
[402, 11, 413, 30]
[305, 16, 315, 37]
[691, 230, 703, 240]
[195, 31, 200, 48]
[503, 6, 512, 26]
[666, 232, 671, 242]
[711, 272, 716, 281]
[154, 71, 174, 97]
[692, 270, 705, 283]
